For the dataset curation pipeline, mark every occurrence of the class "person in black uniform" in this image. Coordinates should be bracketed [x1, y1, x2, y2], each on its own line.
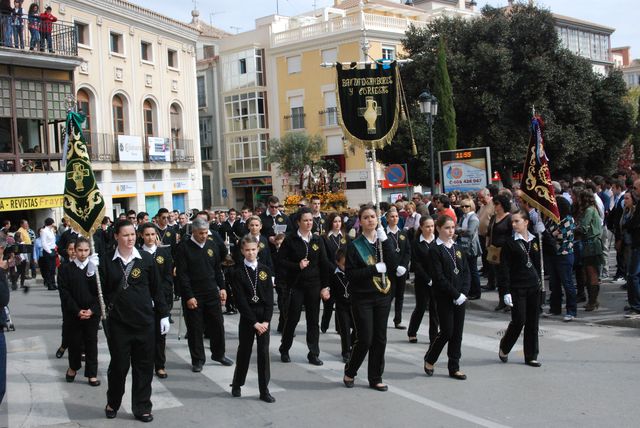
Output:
[408, 216, 439, 344]
[245, 216, 273, 269]
[310, 196, 327, 235]
[498, 209, 543, 367]
[424, 215, 470, 381]
[271, 233, 287, 333]
[230, 235, 275, 403]
[139, 223, 174, 379]
[59, 237, 101, 387]
[385, 207, 411, 330]
[100, 220, 170, 422]
[55, 240, 76, 359]
[57, 227, 80, 262]
[343, 205, 397, 391]
[278, 207, 331, 366]
[321, 247, 353, 363]
[175, 217, 233, 372]
[260, 196, 292, 252]
[320, 212, 348, 333]
[155, 208, 178, 252]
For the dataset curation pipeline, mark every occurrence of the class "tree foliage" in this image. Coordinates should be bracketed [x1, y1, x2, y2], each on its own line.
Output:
[388, 4, 633, 184]
[266, 132, 324, 178]
[434, 36, 457, 150]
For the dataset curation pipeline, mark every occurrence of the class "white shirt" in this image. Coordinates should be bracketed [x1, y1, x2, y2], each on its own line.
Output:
[328, 230, 342, 238]
[436, 237, 454, 249]
[386, 225, 400, 235]
[142, 244, 157, 254]
[514, 232, 535, 242]
[40, 226, 56, 253]
[419, 234, 434, 244]
[594, 193, 605, 225]
[73, 258, 89, 269]
[190, 235, 206, 248]
[113, 247, 142, 264]
[297, 230, 311, 243]
[244, 259, 258, 270]
[404, 212, 421, 231]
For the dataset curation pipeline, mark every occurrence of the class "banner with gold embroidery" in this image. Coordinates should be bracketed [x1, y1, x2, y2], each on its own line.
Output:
[336, 61, 399, 149]
[519, 116, 560, 223]
[63, 111, 106, 237]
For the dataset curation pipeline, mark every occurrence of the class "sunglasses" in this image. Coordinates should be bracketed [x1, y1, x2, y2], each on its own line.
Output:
[269, 205, 278, 209]
[461, 205, 471, 208]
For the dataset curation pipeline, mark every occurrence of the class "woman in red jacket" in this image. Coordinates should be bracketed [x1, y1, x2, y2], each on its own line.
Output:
[38, 5, 56, 53]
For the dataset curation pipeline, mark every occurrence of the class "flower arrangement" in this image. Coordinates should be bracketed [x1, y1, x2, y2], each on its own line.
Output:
[284, 191, 348, 211]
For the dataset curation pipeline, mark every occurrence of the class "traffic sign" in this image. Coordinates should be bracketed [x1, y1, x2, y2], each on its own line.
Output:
[221, 188, 228, 198]
[385, 164, 406, 184]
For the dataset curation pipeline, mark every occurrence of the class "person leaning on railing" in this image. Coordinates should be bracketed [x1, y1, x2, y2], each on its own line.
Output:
[27, 2, 39, 50]
[11, 0, 24, 49]
[38, 5, 56, 53]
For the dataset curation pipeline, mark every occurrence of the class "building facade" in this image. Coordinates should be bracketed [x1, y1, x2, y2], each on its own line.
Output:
[612, 47, 639, 89]
[554, 14, 614, 75]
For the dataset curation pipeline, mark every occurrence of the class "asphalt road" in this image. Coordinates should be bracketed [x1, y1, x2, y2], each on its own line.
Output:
[1, 277, 638, 428]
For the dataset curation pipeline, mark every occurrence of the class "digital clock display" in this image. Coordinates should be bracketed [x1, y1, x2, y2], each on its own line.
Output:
[455, 151, 473, 159]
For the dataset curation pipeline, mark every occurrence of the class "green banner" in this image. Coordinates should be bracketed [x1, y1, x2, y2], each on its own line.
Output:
[63, 111, 105, 237]
[336, 61, 399, 149]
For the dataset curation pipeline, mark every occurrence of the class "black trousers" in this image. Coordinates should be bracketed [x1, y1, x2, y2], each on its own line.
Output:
[344, 293, 392, 384]
[321, 294, 336, 333]
[41, 251, 56, 287]
[424, 295, 465, 374]
[500, 287, 540, 362]
[57, 290, 71, 349]
[390, 273, 407, 325]
[408, 282, 439, 343]
[280, 285, 321, 357]
[335, 301, 354, 357]
[232, 309, 270, 394]
[275, 284, 288, 332]
[105, 318, 154, 416]
[184, 295, 226, 365]
[67, 315, 99, 378]
[154, 287, 174, 370]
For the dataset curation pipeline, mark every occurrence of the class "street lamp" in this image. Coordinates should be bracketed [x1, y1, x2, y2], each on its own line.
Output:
[418, 90, 438, 194]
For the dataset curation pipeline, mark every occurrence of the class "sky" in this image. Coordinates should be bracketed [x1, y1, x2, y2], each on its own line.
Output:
[139, 0, 637, 55]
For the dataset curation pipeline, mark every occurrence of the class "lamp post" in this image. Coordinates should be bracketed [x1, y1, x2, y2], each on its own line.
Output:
[418, 91, 438, 194]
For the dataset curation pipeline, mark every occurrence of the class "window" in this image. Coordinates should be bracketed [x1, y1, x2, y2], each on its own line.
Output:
[255, 48, 265, 86]
[239, 58, 247, 74]
[75, 22, 90, 46]
[76, 89, 92, 135]
[227, 133, 269, 173]
[141, 41, 152, 62]
[197, 76, 206, 108]
[170, 103, 182, 141]
[287, 55, 301, 74]
[112, 95, 125, 135]
[321, 48, 337, 64]
[289, 96, 304, 130]
[323, 90, 337, 126]
[382, 45, 395, 60]
[109, 31, 123, 54]
[143, 100, 154, 137]
[168, 49, 178, 68]
[326, 135, 343, 155]
[199, 117, 213, 148]
[224, 92, 267, 132]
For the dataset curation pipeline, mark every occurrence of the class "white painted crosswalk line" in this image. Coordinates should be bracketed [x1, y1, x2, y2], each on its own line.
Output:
[7, 336, 70, 428]
[97, 336, 183, 413]
[166, 318, 285, 397]
[465, 317, 599, 342]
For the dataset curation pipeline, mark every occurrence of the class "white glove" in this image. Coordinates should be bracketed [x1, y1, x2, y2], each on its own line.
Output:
[160, 317, 170, 335]
[375, 262, 387, 274]
[427, 280, 432, 287]
[271, 277, 276, 287]
[454, 293, 467, 306]
[503, 294, 513, 307]
[396, 266, 407, 277]
[89, 253, 99, 266]
[376, 227, 388, 243]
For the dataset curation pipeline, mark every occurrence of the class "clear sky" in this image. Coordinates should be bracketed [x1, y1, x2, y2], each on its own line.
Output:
[140, 0, 636, 56]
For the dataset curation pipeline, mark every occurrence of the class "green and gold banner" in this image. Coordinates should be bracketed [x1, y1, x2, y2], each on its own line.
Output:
[336, 61, 400, 149]
[63, 111, 105, 237]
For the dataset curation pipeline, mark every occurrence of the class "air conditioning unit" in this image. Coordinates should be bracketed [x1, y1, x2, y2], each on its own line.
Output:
[173, 149, 186, 162]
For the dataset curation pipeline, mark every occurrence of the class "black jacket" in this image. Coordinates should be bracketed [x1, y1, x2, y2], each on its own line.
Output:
[312, 213, 327, 235]
[386, 228, 411, 272]
[175, 238, 225, 300]
[99, 250, 168, 328]
[58, 229, 80, 261]
[322, 232, 349, 270]
[59, 261, 100, 318]
[428, 241, 470, 299]
[412, 237, 433, 287]
[232, 262, 274, 324]
[0, 269, 9, 328]
[260, 212, 292, 240]
[139, 245, 173, 294]
[345, 237, 398, 296]
[278, 232, 331, 288]
[329, 269, 351, 306]
[499, 235, 542, 292]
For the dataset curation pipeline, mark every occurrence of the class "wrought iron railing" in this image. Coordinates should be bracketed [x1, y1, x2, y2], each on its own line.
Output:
[0, 14, 78, 56]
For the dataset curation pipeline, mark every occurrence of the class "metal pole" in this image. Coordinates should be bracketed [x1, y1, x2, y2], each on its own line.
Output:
[371, 148, 386, 287]
[429, 114, 435, 194]
[538, 231, 545, 292]
[90, 237, 107, 320]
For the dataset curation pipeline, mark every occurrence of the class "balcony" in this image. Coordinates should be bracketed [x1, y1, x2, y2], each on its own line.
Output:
[283, 112, 306, 131]
[0, 15, 81, 70]
[83, 133, 195, 166]
[319, 107, 338, 127]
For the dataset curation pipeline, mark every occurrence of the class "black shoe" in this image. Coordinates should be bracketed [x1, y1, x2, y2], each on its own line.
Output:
[343, 376, 355, 388]
[308, 355, 323, 366]
[494, 302, 507, 311]
[134, 413, 154, 423]
[408, 337, 418, 343]
[498, 350, 508, 363]
[192, 363, 203, 373]
[481, 285, 496, 291]
[369, 383, 388, 392]
[576, 295, 587, 303]
[423, 363, 434, 376]
[213, 356, 233, 366]
[525, 360, 542, 367]
[65, 369, 76, 382]
[155, 369, 168, 379]
[231, 385, 241, 397]
[280, 352, 291, 363]
[56, 346, 66, 359]
[88, 378, 101, 387]
[321, 327, 327, 333]
[105, 406, 117, 419]
[394, 323, 407, 330]
[467, 295, 480, 300]
[259, 392, 276, 403]
[449, 371, 467, 380]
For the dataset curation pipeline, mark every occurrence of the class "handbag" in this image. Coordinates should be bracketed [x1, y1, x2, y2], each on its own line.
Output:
[486, 216, 501, 265]
[582, 236, 603, 259]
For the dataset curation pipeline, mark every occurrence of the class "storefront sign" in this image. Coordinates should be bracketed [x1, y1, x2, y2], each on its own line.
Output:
[148, 137, 171, 162]
[117, 135, 144, 162]
[112, 182, 137, 196]
[0, 195, 64, 212]
[438, 147, 492, 193]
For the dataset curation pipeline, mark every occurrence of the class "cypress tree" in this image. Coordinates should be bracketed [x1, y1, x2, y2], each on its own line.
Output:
[433, 36, 457, 150]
